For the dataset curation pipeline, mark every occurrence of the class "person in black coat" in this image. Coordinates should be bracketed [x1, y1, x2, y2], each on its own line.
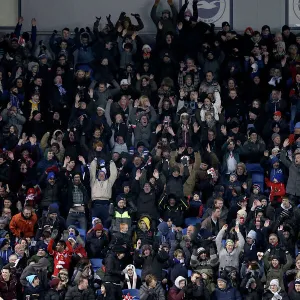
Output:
[86, 223, 109, 258]
[240, 272, 264, 300]
[288, 278, 300, 300]
[103, 245, 126, 300]
[133, 240, 169, 281]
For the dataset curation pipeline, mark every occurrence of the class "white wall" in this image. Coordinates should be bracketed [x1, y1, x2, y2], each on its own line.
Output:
[0, 0, 290, 34]
[20, 0, 180, 33]
[233, 0, 286, 32]
[0, 0, 19, 27]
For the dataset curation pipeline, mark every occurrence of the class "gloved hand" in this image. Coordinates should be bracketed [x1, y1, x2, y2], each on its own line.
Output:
[53, 30, 58, 35]
[106, 15, 111, 22]
[39, 40, 43, 46]
[74, 27, 79, 34]
[51, 229, 58, 240]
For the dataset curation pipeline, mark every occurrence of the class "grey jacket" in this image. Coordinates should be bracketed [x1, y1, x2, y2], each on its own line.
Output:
[140, 282, 166, 300]
[134, 122, 152, 148]
[1, 108, 26, 137]
[280, 148, 300, 196]
[216, 228, 245, 271]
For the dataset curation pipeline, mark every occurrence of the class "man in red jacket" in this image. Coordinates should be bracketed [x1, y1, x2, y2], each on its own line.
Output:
[47, 230, 73, 277]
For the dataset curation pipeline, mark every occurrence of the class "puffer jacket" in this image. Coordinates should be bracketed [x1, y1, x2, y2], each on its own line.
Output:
[280, 148, 300, 196]
[64, 285, 95, 300]
[263, 288, 289, 300]
[90, 160, 117, 201]
[215, 228, 245, 271]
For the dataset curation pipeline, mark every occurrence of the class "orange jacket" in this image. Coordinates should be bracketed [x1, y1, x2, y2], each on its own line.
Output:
[9, 212, 37, 238]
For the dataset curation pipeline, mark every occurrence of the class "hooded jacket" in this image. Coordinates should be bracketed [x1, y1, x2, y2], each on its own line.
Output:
[212, 284, 242, 300]
[9, 211, 38, 238]
[135, 216, 154, 246]
[20, 257, 49, 289]
[168, 276, 186, 300]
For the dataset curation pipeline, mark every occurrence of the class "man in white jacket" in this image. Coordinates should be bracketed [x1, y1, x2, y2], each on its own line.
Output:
[90, 159, 117, 228]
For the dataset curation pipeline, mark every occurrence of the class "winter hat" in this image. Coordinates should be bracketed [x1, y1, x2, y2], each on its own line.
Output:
[26, 274, 37, 285]
[120, 79, 129, 85]
[253, 184, 261, 191]
[226, 239, 234, 246]
[37, 245, 47, 252]
[295, 122, 300, 130]
[217, 277, 228, 284]
[271, 156, 279, 164]
[274, 111, 282, 117]
[248, 127, 257, 136]
[94, 223, 103, 231]
[92, 217, 101, 227]
[247, 230, 257, 240]
[295, 278, 300, 285]
[49, 278, 60, 289]
[222, 21, 230, 27]
[197, 247, 206, 255]
[116, 194, 125, 203]
[175, 276, 186, 289]
[142, 44, 152, 51]
[270, 279, 279, 288]
[47, 172, 55, 180]
[0, 238, 8, 248]
[272, 133, 280, 141]
[48, 204, 59, 214]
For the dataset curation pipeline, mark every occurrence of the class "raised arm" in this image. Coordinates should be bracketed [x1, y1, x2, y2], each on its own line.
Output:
[89, 158, 97, 184]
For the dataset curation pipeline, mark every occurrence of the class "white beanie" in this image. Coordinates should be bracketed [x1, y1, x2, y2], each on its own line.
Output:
[247, 230, 257, 240]
[270, 279, 279, 288]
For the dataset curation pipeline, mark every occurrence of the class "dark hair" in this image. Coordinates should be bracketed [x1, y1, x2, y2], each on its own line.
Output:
[62, 28, 70, 32]
[57, 240, 66, 248]
[212, 207, 220, 213]
[78, 276, 88, 284]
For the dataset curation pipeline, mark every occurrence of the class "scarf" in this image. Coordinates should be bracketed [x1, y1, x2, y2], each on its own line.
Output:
[143, 52, 151, 59]
[124, 264, 137, 289]
[56, 84, 66, 96]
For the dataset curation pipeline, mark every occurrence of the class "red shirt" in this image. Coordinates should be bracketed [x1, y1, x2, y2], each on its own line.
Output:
[47, 239, 73, 276]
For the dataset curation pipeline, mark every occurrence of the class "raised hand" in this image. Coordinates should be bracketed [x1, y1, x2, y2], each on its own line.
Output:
[135, 169, 142, 180]
[153, 169, 159, 179]
[18, 17, 24, 24]
[31, 18, 37, 26]
[283, 138, 290, 148]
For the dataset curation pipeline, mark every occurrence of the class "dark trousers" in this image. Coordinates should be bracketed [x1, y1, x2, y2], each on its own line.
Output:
[91, 200, 110, 228]
[105, 282, 122, 299]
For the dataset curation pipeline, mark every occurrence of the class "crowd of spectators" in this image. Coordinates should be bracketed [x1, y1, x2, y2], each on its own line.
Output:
[1, 0, 300, 299]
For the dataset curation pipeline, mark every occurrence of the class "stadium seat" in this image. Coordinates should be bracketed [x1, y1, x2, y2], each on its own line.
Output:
[182, 228, 187, 235]
[185, 217, 201, 226]
[188, 269, 192, 277]
[135, 268, 142, 277]
[252, 171, 264, 191]
[90, 258, 103, 272]
[122, 289, 140, 299]
[246, 163, 264, 173]
[77, 228, 86, 241]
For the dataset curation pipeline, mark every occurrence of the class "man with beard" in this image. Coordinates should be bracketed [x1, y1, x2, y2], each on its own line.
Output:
[9, 206, 37, 239]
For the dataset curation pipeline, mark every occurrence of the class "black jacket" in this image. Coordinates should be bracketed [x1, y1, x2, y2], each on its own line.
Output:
[65, 286, 95, 300]
[45, 288, 66, 300]
[86, 230, 108, 258]
[103, 252, 124, 284]
[133, 249, 169, 281]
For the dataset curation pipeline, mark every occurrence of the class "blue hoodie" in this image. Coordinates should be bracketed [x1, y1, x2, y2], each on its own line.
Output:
[156, 222, 175, 245]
